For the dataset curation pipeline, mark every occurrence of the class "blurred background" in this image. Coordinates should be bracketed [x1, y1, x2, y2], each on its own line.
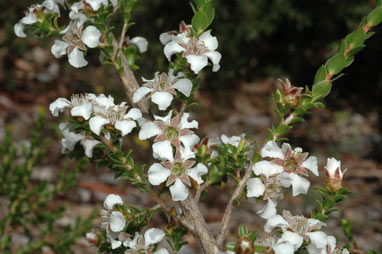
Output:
[0, 0, 381, 253]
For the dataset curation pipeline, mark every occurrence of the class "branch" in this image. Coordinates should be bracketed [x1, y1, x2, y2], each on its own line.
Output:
[216, 162, 253, 249]
[119, 20, 128, 49]
[180, 193, 219, 254]
[195, 181, 210, 202]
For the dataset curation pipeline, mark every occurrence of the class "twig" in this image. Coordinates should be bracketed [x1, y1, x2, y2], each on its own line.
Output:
[216, 162, 253, 249]
[119, 21, 128, 49]
[195, 181, 210, 202]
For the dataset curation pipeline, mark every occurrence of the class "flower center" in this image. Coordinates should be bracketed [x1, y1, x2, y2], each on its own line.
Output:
[153, 73, 171, 91]
[106, 106, 126, 124]
[265, 177, 283, 201]
[288, 215, 308, 234]
[184, 37, 209, 56]
[284, 158, 298, 172]
[172, 162, 184, 177]
[164, 126, 179, 140]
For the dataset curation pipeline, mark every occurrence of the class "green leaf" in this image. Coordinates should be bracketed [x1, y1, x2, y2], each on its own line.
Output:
[276, 124, 291, 137]
[290, 117, 305, 124]
[192, 11, 209, 33]
[345, 29, 366, 48]
[367, 7, 382, 26]
[254, 245, 267, 252]
[201, 0, 215, 25]
[312, 80, 332, 99]
[238, 225, 248, 237]
[194, 0, 206, 8]
[325, 54, 346, 75]
[346, 45, 365, 56]
[226, 242, 236, 251]
[314, 65, 327, 84]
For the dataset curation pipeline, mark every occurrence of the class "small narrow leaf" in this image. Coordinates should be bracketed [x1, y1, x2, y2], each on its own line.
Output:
[314, 65, 327, 84]
[325, 54, 346, 75]
[366, 7, 382, 26]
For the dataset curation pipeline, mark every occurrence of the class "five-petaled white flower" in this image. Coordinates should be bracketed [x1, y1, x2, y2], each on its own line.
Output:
[14, 0, 60, 38]
[160, 22, 221, 74]
[125, 36, 148, 53]
[148, 152, 208, 201]
[256, 141, 318, 196]
[50, 93, 96, 119]
[123, 228, 168, 254]
[139, 111, 199, 162]
[100, 194, 127, 249]
[51, 23, 101, 68]
[133, 69, 192, 110]
[264, 210, 328, 254]
[89, 99, 142, 137]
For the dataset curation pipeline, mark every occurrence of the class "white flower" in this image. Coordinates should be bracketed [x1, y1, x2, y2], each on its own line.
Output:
[50, 93, 95, 119]
[100, 194, 126, 242]
[324, 158, 347, 191]
[59, 122, 100, 158]
[139, 111, 199, 162]
[264, 210, 328, 253]
[133, 70, 192, 110]
[14, 0, 60, 38]
[148, 158, 208, 201]
[123, 228, 168, 254]
[126, 36, 148, 53]
[161, 23, 221, 74]
[260, 141, 319, 196]
[51, 24, 101, 68]
[89, 96, 141, 136]
[220, 134, 245, 147]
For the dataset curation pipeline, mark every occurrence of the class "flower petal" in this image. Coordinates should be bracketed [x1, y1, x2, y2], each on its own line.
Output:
[80, 138, 100, 158]
[82, 25, 101, 48]
[153, 140, 174, 162]
[133, 87, 153, 103]
[49, 98, 70, 116]
[261, 141, 284, 159]
[71, 101, 93, 120]
[200, 31, 218, 50]
[279, 231, 304, 250]
[144, 228, 165, 247]
[264, 214, 288, 233]
[252, 160, 284, 178]
[204, 51, 221, 72]
[187, 163, 208, 184]
[89, 115, 110, 135]
[307, 231, 328, 249]
[186, 55, 208, 74]
[180, 113, 198, 129]
[173, 78, 192, 97]
[154, 249, 169, 254]
[246, 178, 265, 198]
[51, 40, 69, 58]
[151, 92, 173, 111]
[148, 163, 171, 185]
[139, 122, 162, 140]
[274, 242, 295, 254]
[130, 36, 148, 53]
[257, 199, 277, 219]
[14, 23, 26, 38]
[163, 41, 185, 61]
[290, 173, 310, 196]
[179, 134, 199, 160]
[125, 108, 142, 120]
[103, 194, 123, 210]
[115, 120, 136, 136]
[169, 179, 188, 201]
[68, 47, 88, 68]
[301, 156, 319, 176]
[109, 211, 126, 232]
[153, 110, 173, 124]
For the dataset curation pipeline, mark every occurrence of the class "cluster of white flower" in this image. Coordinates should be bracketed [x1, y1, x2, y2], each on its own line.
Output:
[160, 21, 221, 74]
[139, 110, 208, 201]
[96, 194, 168, 253]
[246, 141, 319, 219]
[15, 0, 148, 68]
[49, 93, 141, 157]
[14, 0, 62, 38]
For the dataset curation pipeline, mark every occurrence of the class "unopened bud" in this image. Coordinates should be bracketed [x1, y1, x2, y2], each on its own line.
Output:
[235, 236, 254, 254]
[86, 232, 100, 246]
[324, 158, 347, 191]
